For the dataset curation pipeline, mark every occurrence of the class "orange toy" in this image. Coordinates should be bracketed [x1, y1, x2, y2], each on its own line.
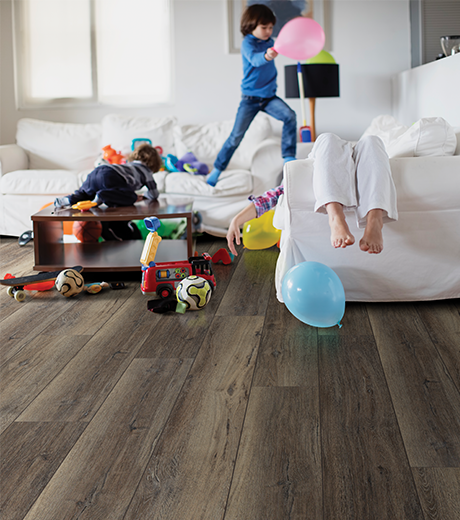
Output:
[102, 145, 125, 165]
[73, 221, 102, 243]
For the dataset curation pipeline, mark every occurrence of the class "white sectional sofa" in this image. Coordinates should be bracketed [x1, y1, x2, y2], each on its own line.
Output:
[0, 113, 284, 237]
[274, 116, 460, 302]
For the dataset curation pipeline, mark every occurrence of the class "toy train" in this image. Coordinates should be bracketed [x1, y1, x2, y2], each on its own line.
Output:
[141, 253, 216, 298]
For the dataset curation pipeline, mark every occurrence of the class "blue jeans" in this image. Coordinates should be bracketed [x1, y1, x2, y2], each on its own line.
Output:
[214, 95, 296, 171]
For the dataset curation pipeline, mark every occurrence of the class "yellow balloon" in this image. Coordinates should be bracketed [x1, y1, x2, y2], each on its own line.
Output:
[243, 210, 281, 250]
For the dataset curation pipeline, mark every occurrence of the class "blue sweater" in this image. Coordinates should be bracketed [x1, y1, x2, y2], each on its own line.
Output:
[240, 34, 277, 98]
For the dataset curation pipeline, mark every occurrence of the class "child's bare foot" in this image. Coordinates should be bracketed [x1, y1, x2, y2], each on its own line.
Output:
[360, 210, 384, 254]
[326, 202, 355, 249]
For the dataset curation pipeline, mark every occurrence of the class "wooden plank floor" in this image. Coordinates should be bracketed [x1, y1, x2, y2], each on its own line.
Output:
[1, 235, 459, 520]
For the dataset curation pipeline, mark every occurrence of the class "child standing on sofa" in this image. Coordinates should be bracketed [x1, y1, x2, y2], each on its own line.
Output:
[54, 143, 161, 208]
[207, 3, 297, 187]
[226, 133, 398, 255]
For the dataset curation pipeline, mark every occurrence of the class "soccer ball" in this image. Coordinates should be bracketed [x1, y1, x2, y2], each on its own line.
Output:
[176, 275, 212, 311]
[55, 269, 85, 297]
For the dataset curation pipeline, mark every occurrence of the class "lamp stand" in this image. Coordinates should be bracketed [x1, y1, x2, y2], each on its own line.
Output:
[309, 98, 316, 141]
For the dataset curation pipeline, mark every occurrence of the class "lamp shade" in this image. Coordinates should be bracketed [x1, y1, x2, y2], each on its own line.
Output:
[285, 64, 340, 98]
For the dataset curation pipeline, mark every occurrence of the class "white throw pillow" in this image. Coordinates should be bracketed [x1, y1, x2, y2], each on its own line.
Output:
[16, 118, 102, 171]
[173, 112, 272, 171]
[386, 117, 457, 158]
[101, 114, 177, 157]
[361, 114, 408, 148]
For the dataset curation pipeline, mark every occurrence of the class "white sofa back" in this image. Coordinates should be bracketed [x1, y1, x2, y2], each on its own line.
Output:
[16, 118, 102, 171]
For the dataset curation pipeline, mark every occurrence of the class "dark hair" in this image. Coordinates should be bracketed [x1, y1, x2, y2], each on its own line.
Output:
[127, 144, 162, 173]
[240, 4, 276, 36]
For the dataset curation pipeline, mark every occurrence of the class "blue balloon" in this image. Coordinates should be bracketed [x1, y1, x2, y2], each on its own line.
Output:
[281, 261, 345, 328]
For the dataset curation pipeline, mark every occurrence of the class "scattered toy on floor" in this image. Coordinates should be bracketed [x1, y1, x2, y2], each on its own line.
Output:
[147, 298, 187, 314]
[176, 275, 212, 311]
[0, 266, 83, 302]
[18, 230, 33, 246]
[211, 248, 233, 265]
[55, 268, 85, 297]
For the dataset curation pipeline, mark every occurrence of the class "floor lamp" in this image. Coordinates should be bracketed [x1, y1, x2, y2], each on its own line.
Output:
[284, 63, 340, 141]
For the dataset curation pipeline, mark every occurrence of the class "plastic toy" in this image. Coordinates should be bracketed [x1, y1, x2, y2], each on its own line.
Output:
[0, 266, 83, 302]
[102, 145, 125, 165]
[131, 138, 153, 151]
[273, 17, 325, 61]
[72, 200, 98, 212]
[242, 209, 281, 250]
[55, 268, 85, 297]
[140, 217, 162, 267]
[147, 298, 187, 314]
[211, 248, 233, 265]
[176, 275, 212, 310]
[175, 152, 209, 176]
[281, 261, 345, 328]
[85, 282, 109, 294]
[141, 253, 216, 299]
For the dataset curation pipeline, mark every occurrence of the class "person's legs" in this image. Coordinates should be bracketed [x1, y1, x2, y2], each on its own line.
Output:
[353, 135, 398, 253]
[263, 96, 297, 160]
[208, 97, 260, 186]
[309, 133, 357, 249]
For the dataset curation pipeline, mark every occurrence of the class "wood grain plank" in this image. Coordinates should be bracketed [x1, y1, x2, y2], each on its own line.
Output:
[0, 422, 86, 520]
[39, 281, 137, 336]
[253, 282, 318, 387]
[368, 302, 460, 467]
[412, 467, 460, 520]
[0, 334, 89, 434]
[225, 386, 322, 520]
[16, 290, 162, 422]
[415, 299, 460, 391]
[317, 302, 373, 336]
[22, 358, 191, 520]
[124, 316, 264, 520]
[319, 334, 424, 519]
[0, 294, 81, 366]
[216, 247, 278, 317]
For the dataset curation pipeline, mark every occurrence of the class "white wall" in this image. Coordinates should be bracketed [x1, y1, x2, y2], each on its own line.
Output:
[392, 53, 460, 127]
[0, 0, 411, 145]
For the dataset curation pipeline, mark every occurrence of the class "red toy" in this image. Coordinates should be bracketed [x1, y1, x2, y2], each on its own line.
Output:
[211, 248, 233, 265]
[141, 253, 216, 299]
[73, 221, 102, 243]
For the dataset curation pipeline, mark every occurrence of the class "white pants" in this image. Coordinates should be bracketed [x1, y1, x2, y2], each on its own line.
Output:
[309, 133, 398, 228]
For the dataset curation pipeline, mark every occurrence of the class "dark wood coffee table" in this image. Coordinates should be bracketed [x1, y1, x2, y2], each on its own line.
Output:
[31, 197, 194, 272]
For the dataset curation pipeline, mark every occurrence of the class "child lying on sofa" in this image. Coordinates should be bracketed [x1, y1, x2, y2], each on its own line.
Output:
[227, 133, 398, 256]
[54, 143, 161, 208]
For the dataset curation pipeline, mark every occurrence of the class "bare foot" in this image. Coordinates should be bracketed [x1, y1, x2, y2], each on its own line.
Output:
[360, 210, 384, 254]
[329, 214, 355, 248]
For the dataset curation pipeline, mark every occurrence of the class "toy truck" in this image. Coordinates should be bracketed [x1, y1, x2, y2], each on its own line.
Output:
[141, 253, 216, 299]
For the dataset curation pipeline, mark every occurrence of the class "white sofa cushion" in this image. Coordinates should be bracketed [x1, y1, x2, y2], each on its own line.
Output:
[164, 169, 252, 197]
[16, 118, 102, 171]
[0, 170, 82, 195]
[101, 114, 177, 156]
[362, 115, 457, 158]
[173, 112, 272, 171]
[387, 117, 457, 158]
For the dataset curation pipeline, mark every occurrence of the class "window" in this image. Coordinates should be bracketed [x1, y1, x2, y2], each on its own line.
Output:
[13, 0, 172, 108]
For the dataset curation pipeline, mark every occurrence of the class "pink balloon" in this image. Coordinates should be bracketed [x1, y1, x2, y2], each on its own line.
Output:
[274, 17, 325, 61]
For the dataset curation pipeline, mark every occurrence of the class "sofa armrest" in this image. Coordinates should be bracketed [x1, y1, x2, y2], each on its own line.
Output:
[250, 138, 284, 195]
[0, 144, 29, 176]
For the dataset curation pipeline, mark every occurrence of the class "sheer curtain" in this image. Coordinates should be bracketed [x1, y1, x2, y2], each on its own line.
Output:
[13, 0, 172, 107]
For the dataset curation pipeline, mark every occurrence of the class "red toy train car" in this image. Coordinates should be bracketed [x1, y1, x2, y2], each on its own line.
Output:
[141, 253, 216, 299]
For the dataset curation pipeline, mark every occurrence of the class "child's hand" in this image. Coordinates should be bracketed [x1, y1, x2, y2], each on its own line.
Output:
[226, 217, 241, 257]
[137, 194, 146, 202]
[265, 47, 278, 61]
